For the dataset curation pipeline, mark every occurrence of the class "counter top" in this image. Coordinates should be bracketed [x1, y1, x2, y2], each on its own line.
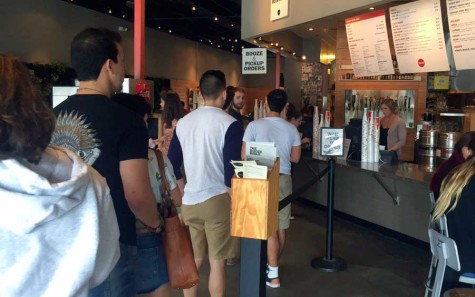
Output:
[303, 151, 434, 184]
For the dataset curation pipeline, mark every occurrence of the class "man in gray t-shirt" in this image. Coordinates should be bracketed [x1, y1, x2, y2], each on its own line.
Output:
[242, 89, 301, 289]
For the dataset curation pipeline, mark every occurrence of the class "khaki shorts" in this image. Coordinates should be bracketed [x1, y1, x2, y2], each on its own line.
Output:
[279, 175, 292, 230]
[181, 193, 238, 260]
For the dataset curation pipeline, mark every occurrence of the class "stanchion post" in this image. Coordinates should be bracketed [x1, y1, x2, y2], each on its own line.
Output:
[311, 158, 347, 272]
[240, 238, 267, 297]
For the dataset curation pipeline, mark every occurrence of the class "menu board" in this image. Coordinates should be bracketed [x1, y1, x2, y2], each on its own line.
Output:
[446, 0, 475, 70]
[345, 10, 394, 77]
[389, 0, 450, 73]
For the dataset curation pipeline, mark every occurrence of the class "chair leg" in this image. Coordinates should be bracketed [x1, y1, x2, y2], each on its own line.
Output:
[425, 256, 438, 297]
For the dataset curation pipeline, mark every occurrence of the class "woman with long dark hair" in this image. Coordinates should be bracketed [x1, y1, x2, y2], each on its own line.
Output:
[430, 131, 475, 198]
[160, 91, 184, 155]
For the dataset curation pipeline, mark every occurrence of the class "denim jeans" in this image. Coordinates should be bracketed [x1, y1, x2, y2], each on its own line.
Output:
[136, 232, 169, 294]
[88, 243, 137, 297]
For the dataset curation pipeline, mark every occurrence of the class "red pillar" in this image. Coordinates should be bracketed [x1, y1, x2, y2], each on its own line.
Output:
[134, 0, 145, 79]
[275, 52, 281, 89]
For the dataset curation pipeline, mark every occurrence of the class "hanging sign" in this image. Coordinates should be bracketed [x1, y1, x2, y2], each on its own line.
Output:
[270, 0, 289, 21]
[345, 10, 394, 77]
[446, 0, 475, 70]
[242, 48, 267, 74]
[320, 128, 344, 157]
[389, 0, 449, 73]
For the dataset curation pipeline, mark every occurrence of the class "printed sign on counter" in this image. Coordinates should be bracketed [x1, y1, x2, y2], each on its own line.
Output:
[446, 0, 475, 70]
[389, 0, 450, 73]
[345, 10, 394, 77]
[320, 128, 344, 157]
[242, 48, 267, 74]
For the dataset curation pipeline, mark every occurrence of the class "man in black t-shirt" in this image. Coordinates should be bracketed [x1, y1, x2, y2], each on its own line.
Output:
[50, 27, 161, 297]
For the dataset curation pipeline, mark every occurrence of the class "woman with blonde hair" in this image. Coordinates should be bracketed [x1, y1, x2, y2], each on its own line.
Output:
[432, 147, 475, 292]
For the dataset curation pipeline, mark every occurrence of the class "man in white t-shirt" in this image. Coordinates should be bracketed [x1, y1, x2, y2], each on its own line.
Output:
[168, 70, 243, 297]
[242, 89, 301, 289]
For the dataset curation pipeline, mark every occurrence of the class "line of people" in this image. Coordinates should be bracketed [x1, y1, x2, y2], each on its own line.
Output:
[0, 26, 302, 297]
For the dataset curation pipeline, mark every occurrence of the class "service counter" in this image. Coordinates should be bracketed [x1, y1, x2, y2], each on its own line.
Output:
[293, 151, 434, 243]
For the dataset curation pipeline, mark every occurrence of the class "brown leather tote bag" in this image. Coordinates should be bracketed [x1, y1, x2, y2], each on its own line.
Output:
[154, 149, 199, 289]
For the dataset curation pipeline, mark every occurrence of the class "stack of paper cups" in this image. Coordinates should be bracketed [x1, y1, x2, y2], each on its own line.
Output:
[312, 106, 320, 157]
[374, 117, 381, 163]
[368, 110, 374, 163]
[325, 110, 331, 127]
[254, 99, 259, 120]
[259, 100, 264, 119]
[361, 108, 369, 162]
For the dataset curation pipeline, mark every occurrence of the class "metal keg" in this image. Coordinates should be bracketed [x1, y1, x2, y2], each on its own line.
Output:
[419, 146, 437, 168]
[420, 130, 438, 147]
[436, 132, 460, 165]
[419, 130, 438, 168]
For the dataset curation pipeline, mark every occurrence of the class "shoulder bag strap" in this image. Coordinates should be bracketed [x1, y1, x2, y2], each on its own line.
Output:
[153, 149, 172, 205]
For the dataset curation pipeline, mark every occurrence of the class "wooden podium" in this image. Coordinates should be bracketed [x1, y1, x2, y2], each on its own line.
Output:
[231, 158, 280, 240]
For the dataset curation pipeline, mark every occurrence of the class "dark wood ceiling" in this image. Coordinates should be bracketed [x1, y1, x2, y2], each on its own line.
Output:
[62, 0, 252, 54]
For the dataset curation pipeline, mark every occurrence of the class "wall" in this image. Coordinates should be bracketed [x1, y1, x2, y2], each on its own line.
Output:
[241, 0, 391, 39]
[0, 0, 244, 86]
[0, 0, 307, 108]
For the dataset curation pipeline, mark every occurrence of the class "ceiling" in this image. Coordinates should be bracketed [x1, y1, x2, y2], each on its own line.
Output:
[61, 0, 418, 64]
[61, 0, 254, 54]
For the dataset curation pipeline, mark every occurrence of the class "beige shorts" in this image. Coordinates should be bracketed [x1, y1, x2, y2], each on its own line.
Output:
[279, 175, 292, 230]
[181, 193, 238, 260]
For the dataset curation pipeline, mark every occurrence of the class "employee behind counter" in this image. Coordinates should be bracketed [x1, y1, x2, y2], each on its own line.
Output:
[379, 98, 407, 160]
[345, 98, 407, 162]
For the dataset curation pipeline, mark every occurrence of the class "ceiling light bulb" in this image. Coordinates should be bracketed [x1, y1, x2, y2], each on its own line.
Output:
[280, 47, 284, 50]
[192, 6, 196, 11]
[241, 46, 244, 49]
[158, 26, 161, 29]
[231, 24, 234, 27]
[302, 55, 307, 60]
[309, 28, 314, 31]
[211, 42, 213, 45]
[108, 9, 112, 14]
[369, 7, 374, 10]
[214, 17, 218, 21]
[270, 42, 274, 46]
[122, 14, 126, 18]
[169, 30, 172, 33]
[293, 52, 296, 55]
[234, 39, 238, 42]
[275, 43, 279, 46]
[218, 45, 220, 48]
